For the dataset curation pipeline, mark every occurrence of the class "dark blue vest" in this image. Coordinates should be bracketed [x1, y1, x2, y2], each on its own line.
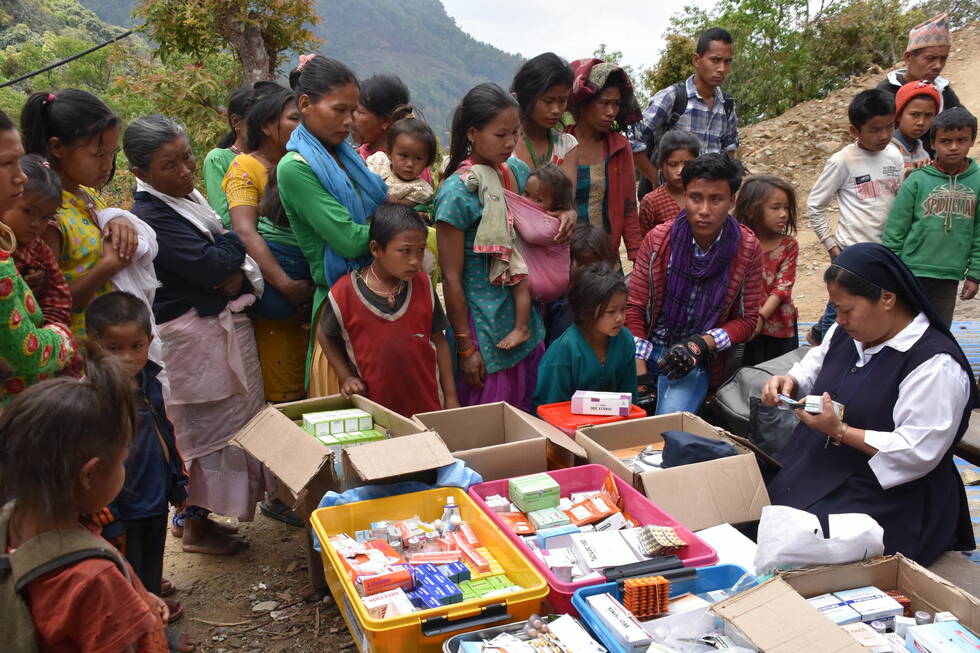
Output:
[767, 324, 973, 564]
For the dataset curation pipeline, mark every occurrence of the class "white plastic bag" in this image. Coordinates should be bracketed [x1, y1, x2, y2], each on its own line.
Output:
[754, 505, 884, 575]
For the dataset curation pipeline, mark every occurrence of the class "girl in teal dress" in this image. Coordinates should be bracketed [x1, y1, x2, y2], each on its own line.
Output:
[434, 83, 545, 411]
[533, 262, 637, 412]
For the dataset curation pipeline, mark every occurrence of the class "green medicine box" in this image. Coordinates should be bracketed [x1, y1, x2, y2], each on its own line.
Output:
[508, 472, 560, 513]
[302, 409, 374, 436]
[528, 506, 570, 530]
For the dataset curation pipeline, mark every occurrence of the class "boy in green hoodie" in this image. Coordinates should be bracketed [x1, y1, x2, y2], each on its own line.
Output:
[883, 107, 979, 326]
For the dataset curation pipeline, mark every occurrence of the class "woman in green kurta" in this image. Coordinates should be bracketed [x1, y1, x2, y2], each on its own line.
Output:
[204, 85, 252, 229]
[276, 56, 388, 395]
[435, 83, 546, 411]
[532, 263, 637, 412]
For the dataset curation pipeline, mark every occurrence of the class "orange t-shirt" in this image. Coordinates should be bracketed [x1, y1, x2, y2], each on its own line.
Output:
[21, 530, 167, 652]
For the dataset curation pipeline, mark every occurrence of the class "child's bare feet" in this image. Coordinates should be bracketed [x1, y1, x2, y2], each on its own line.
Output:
[170, 512, 239, 538]
[166, 630, 197, 652]
[180, 517, 248, 556]
[496, 325, 530, 350]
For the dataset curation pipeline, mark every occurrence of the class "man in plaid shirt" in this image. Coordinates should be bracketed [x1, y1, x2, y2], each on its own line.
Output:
[629, 28, 739, 187]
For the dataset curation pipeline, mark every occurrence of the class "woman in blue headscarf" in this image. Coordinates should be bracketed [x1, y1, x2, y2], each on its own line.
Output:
[275, 55, 389, 394]
[762, 243, 977, 564]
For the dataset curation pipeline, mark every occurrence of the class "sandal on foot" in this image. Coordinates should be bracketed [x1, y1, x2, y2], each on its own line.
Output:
[160, 578, 176, 597]
[259, 499, 303, 528]
[164, 599, 184, 624]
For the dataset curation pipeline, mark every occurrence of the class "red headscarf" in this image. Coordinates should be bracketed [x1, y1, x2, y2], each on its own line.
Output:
[568, 58, 642, 126]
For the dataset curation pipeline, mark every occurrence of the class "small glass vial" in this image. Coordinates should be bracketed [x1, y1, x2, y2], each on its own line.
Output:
[915, 610, 931, 625]
[870, 621, 887, 634]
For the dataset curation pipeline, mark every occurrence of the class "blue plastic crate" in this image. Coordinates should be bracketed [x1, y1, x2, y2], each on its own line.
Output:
[571, 564, 756, 653]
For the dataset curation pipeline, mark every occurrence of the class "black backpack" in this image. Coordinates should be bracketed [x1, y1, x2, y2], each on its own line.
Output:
[637, 82, 735, 199]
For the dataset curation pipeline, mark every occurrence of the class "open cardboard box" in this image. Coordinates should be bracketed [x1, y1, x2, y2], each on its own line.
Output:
[412, 402, 586, 481]
[576, 412, 772, 531]
[232, 395, 453, 591]
[711, 554, 980, 652]
[232, 394, 426, 513]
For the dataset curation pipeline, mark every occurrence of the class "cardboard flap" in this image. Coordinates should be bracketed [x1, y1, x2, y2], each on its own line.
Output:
[640, 454, 770, 531]
[712, 578, 864, 652]
[344, 431, 454, 483]
[523, 414, 586, 459]
[724, 431, 782, 469]
[230, 405, 332, 497]
[780, 554, 980, 632]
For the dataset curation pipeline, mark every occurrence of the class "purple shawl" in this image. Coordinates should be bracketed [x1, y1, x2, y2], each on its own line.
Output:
[660, 212, 741, 340]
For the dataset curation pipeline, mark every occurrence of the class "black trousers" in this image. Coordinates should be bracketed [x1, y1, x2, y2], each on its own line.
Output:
[122, 514, 168, 595]
[918, 276, 959, 328]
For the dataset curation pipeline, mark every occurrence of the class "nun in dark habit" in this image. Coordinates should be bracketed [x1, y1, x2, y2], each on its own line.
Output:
[763, 243, 977, 565]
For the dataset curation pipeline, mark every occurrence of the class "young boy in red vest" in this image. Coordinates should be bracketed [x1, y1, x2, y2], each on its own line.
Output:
[320, 203, 459, 416]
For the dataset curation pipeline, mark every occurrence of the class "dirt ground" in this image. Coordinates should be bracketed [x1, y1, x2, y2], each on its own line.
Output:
[163, 514, 357, 652]
[166, 23, 980, 653]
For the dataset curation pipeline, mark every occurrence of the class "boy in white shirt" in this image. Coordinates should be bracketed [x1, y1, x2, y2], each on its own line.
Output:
[807, 89, 904, 344]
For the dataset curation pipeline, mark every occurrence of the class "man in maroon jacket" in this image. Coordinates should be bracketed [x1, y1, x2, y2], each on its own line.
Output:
[627, 153, 763, 414]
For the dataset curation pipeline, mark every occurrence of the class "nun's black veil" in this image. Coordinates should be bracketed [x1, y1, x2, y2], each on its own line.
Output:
[831, 242, 978, 406]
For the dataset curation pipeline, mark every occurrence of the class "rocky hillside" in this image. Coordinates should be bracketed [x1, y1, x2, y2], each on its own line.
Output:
[737, 21, 980, 322]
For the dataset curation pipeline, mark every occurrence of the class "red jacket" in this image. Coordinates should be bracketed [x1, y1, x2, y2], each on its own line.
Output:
[565, 127, 643, 260]
[626, 220, 764, 387]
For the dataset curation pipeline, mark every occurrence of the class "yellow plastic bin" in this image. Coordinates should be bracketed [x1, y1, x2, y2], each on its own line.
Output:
[311, 488, 549, 652]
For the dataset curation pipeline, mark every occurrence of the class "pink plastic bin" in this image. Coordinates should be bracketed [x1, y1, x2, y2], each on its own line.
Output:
[467, 464, 718, 615]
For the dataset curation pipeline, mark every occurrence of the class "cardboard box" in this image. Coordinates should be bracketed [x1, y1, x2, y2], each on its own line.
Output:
[571, 390, 632, 416]
[907, 621, 980, 651]
[412, 402, 584, 481]
[232, 394, 426, 513]
[576, 412, 772, 531]
[711, 555, 980, 653]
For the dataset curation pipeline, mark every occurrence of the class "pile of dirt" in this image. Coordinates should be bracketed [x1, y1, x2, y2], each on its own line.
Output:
[737, 21, 980, 322]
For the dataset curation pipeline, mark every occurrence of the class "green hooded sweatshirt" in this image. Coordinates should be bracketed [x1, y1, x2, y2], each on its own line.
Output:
[883, 159, 980, 281]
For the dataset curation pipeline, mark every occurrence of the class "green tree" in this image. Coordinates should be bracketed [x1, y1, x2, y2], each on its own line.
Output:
[135, 0, 320, 82]
[650, 0, 952, 126]
[106, 47, 240, 157]
[592, 43, 652, 107]
[915, 0, 980, 29]
[646, 33, 695, 98]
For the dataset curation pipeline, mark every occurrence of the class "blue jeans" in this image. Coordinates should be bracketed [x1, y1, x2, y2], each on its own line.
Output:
[649, 343, 710, 415]
[256, 240, 312, 320]
[815, 302, 837, 340]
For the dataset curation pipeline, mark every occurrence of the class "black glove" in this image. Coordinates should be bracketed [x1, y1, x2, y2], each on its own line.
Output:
[657, 335, 709, 380]
[636, 373, 658, 415]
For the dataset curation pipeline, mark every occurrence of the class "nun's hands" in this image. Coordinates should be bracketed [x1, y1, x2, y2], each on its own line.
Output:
[761, 374, 798, 407]
[795, 392, 842, 438]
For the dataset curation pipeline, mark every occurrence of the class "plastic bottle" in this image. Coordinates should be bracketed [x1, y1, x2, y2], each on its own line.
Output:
[870, 621, 887, 634]
[915, 610, 931, 625]
[440, 496, 461, 525]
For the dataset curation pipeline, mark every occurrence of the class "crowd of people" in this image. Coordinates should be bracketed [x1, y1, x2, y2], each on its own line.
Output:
[0, 11, 978, 652]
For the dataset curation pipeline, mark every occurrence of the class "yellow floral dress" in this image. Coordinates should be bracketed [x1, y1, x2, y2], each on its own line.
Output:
[57, 187, 111, 336]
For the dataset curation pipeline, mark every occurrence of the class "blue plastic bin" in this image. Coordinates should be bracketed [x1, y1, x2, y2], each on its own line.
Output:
[571, 564, 756, 653]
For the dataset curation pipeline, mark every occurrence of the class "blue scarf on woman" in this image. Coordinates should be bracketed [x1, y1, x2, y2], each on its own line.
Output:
[286, 124, 388, 286]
